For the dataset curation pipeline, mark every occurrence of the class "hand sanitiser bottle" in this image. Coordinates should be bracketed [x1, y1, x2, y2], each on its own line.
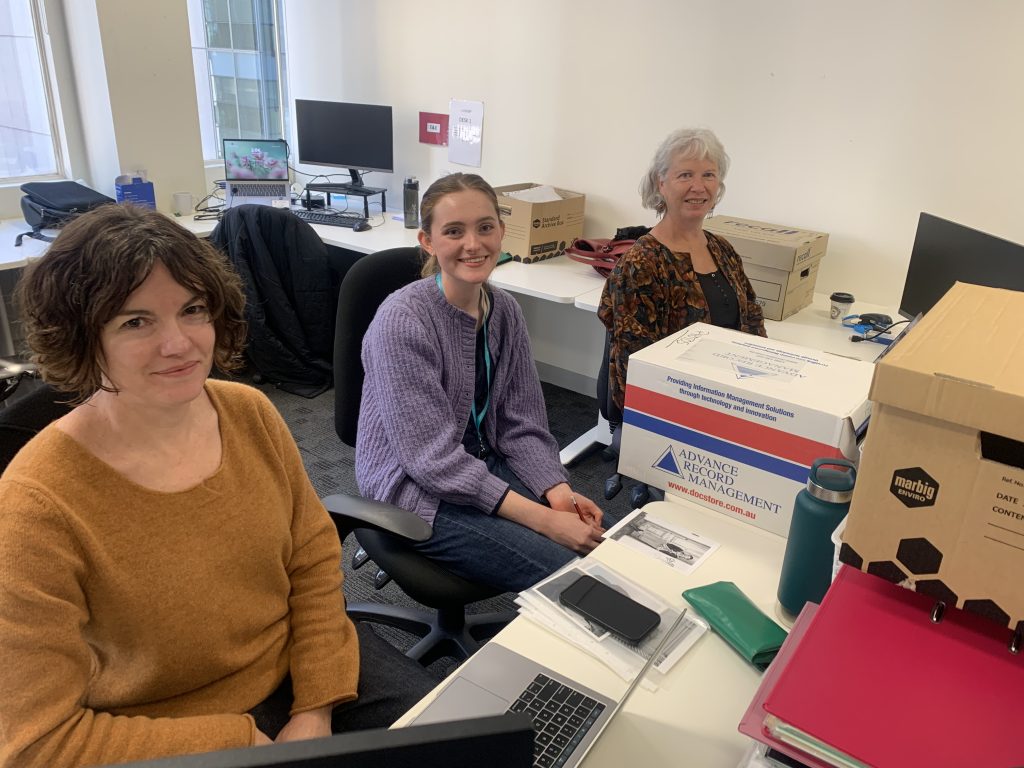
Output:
[777, 458, 857, 620]
[403, 177, 419, 229]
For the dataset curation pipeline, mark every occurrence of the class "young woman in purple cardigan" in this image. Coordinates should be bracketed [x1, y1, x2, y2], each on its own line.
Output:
[356, 173, 612, 593]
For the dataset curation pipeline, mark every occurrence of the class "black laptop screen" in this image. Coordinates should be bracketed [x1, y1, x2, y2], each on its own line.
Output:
[110, 714, 533, 768]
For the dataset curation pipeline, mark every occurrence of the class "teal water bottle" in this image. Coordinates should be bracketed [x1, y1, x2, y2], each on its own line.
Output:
[777, 458, 857, 619]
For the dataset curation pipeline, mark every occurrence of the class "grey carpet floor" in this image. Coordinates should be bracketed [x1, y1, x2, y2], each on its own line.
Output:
[256, 378, 637, 679]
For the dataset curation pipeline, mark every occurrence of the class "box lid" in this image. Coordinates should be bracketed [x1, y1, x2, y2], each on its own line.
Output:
[705, 215, 828, 271]
[629, 324, 873, 424]
[870, 282, 1024, 437]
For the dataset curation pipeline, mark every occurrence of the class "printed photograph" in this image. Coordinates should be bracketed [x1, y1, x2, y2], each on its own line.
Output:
[605, 510, 718, 573]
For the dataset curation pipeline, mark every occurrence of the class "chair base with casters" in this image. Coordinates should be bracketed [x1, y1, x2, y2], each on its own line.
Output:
[324, 493, 515, 666]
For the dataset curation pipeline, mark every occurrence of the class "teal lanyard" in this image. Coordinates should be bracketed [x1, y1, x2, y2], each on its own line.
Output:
[436, 274, 492, 448]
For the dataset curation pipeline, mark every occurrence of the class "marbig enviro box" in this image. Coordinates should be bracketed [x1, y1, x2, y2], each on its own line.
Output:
[618, 324, 872, 537]
[840, 282, 1024, 631]
[704, 215, 829, 321]
[495, 183, 585, 263]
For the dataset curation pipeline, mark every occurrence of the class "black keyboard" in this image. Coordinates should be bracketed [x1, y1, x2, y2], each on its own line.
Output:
[291, 209, 366, 228]
[507, 673, 606, 767]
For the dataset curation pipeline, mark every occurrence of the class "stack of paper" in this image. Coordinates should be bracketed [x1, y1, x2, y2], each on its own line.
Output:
[516, 558, 707, 684]
[499, 184, 564, 203]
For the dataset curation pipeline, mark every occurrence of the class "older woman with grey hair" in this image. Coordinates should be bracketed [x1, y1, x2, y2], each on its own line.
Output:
[598, 128, 765, 413]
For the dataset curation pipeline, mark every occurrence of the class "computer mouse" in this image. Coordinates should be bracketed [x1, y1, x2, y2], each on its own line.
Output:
[353, 220, 372, 232]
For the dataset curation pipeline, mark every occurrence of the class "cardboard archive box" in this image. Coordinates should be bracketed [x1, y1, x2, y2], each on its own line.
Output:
[618, 324, 872, 537]
[840, 282, 1024, 630]
[704, 216, 829, 321]
[494, 183, 585, 263]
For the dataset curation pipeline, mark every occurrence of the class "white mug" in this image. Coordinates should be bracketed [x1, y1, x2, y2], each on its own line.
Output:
[172, 191, 194, 216]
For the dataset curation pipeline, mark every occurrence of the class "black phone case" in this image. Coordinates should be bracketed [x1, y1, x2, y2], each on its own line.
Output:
[559, 574, 660, 644]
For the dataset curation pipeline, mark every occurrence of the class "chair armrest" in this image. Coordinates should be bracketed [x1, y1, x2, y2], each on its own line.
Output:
[322, 493, 433, 543]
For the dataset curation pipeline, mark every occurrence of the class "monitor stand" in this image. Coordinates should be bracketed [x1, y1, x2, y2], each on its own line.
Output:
[305, 181, 386, 219]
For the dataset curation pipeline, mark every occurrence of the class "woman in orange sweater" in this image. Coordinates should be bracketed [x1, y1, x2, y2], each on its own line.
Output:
[0, 205, 433, 768]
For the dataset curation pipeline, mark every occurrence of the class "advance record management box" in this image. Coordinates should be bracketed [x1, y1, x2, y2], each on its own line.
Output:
[618, 325, 873, 537]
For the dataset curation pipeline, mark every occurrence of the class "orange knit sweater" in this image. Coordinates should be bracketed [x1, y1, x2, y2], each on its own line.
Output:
[0, 380, 358, 768]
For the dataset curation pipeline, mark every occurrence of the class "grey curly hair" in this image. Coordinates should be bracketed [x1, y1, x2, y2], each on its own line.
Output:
[639, 128, 730, 216]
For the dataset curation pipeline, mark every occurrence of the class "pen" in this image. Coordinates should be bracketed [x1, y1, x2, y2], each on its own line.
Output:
[570, 494, 587, 524]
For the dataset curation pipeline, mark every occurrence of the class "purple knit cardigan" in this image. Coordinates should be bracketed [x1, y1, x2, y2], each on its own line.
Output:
[356, 277, 568, 525]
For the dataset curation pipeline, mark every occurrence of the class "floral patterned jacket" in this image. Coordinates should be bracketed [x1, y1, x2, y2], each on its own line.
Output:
[597, 231, 766, 412]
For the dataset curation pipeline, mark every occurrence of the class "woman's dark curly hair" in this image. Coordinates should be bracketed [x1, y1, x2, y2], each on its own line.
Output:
[16, 204, 247, 402]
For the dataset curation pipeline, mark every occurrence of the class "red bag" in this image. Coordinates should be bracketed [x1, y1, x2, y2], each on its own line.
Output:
[565, 238, 635, 277]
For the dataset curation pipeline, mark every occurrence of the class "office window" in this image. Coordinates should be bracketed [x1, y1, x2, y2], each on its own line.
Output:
[0, 0, 65, 182]
[188, 0, 288, 161]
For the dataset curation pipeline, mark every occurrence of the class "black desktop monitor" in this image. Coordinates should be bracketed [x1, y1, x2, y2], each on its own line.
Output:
[113, 714, 533, 768]
[899, 213, 1024, 318]
[294, 99, 393, 189]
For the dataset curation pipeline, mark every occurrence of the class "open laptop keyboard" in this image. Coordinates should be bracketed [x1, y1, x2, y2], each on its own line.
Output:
[291, 209, 366, 228]
[507, 673, 607, 767]
[230, 182, 289, 197]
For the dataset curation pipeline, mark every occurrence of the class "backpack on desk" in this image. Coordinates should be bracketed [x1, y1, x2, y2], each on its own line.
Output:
[16, 181, 114, 246]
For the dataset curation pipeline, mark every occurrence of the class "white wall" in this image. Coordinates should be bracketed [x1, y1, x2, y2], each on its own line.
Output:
[67, 0, 206, 212]
[285, 0, 1024, 308]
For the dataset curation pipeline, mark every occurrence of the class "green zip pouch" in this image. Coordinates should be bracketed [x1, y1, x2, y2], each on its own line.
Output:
[682, 581, 787, 671]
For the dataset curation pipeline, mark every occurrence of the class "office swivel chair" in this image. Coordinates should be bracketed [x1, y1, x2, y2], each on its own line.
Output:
[0, 381, 73, 470]
[321, 246, 514, 666]
[596, 332, 659, 508]
[209, 205, 334, 398]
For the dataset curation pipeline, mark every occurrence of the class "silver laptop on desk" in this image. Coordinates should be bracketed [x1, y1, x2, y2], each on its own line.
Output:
[223, 138, 291, 208]
[411, 610, 686, 768]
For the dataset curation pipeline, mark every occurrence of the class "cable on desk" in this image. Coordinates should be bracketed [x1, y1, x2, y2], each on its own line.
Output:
[362, 199, 389, 229]
[850, 319, 911, 342]
[192, 183, 226, 221]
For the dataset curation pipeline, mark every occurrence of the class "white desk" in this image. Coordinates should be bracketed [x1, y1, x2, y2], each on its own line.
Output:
[574, 284, 605, 313]
[185, 213, 608, 395]
[0, 220, 51, 269]
[490, 256, 604, 303]
[4, 212, 608, 395]
[183, 214, 605, 304]
[183, 213, 604, 301]
[0, 221, 57, 355]
[764, 292, 900, 363]
[396, 496, 788, 767]
[180, 212, 420, 254]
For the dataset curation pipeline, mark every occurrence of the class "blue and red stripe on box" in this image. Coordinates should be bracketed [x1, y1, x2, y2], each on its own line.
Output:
[623, 387, 844, 484]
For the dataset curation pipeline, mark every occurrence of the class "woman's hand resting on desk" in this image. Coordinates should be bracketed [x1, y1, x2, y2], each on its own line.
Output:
[498, 488, 605, 555]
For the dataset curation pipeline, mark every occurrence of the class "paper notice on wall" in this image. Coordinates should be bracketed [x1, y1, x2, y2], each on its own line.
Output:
[448, 99, 483, 167]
